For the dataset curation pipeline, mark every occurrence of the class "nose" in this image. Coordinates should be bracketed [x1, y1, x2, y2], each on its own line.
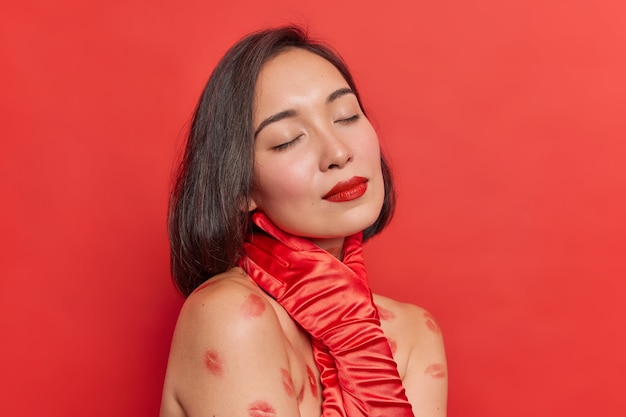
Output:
[318, 130, 353, 171]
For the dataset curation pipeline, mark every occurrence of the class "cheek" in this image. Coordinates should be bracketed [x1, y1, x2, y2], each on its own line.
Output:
[355, 126, 384, 192]
[357, 122, 382, 160]
[252, 158, 317, 210]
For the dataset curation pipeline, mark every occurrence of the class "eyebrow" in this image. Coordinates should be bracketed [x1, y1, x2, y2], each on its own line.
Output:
[326, 87, 354, 104]
[254, 87, 356, 138]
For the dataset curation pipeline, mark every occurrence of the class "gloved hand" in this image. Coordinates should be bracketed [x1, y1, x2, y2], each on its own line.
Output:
[241, 211, 414, 417]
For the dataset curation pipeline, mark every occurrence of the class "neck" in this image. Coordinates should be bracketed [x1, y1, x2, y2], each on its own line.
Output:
[309, 236, 345, 260]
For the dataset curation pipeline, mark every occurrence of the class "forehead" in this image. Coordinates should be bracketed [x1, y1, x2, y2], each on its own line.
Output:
[254, 48, 349, 115]
[259, 47, 345, 83]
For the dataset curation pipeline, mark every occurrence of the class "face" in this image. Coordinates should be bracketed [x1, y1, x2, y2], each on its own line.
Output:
[249, 48, 384, 253]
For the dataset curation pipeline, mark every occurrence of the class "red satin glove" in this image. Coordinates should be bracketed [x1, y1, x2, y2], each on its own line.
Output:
[241, 212, 414, 417]
[313, 344, 347, 416]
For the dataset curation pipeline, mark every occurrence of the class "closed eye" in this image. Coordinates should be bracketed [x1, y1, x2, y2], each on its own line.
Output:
[335, 114, 360, 124]
[272, 134, 303, 151]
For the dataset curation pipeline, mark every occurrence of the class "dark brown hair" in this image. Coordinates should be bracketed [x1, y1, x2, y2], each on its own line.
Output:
[169, 26, 396, 296]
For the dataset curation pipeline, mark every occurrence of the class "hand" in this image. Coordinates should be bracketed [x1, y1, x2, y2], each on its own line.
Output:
[242, 212, 414, 417]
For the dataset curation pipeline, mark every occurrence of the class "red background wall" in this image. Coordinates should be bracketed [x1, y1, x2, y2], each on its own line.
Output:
[2, 0, 625, 416]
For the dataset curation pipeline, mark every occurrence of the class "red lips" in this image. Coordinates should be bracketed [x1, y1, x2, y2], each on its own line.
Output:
[323, 176, 368, 202]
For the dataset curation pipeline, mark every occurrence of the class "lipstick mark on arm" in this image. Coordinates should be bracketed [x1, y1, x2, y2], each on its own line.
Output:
[306, 364, 319, 397]
[248, 400, 277, 417]
[424, 363, 447, 378]
[281, 368, 295, 397]
[204, 349, 224, 377]
[297, 384, 305, 403]
[377, 305, 396, 321]
[424, 311, 441, 334]
[241, 293, 266, 318]
[387, 338, 398, 355]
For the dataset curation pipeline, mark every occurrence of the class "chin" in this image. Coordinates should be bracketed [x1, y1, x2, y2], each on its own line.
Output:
[321, 207, 382, 238]
[356, 196, 385, 230]
[266, 194, 384, 240]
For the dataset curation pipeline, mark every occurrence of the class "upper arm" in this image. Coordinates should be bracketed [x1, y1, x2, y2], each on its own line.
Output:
[161, 278, 302, 417]
[374, 295, 448, 417]
[401, 304, 448, 417]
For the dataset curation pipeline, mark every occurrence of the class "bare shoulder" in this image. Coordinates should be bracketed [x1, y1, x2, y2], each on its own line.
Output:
[178, 267, 275, 331]
[161, 268, 299, 417]
[373, 293, 448, 417]
[373, 294, 445, 353]
[170, 267, 283, 359]
[373, 293, 441, 332]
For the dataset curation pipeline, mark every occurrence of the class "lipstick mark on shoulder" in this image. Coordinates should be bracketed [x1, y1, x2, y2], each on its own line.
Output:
[248, 400, 276, 417]
[424, 311, 441, 334]
[241, 293, 266, 318]
[424, 363, 447, 378]
[204, 349, 223, 377]
[281, 368, 295, 397]
[377, 305, 396, 321]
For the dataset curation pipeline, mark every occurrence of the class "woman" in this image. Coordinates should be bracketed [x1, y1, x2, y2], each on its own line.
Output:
[161, 26, 447, 417]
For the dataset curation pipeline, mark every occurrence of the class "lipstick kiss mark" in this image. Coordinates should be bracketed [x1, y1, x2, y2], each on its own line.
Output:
[242, 293, 266, 318]
[377, 305, 396, 321]
[388, 338, 398, 355]
[306, 365, 318, 397]
[424, 311, 441, 334]
[204, 349, 223, 377]
[297, 384, 305, 403]
[248, 400, 276, 417]
[424, 363, 447, 378]
[281, 368, 295, 397]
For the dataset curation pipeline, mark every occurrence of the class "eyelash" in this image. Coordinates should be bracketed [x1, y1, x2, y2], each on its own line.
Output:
[337, 114, 360, 124]
[271, 115, 360, 151]
[272, 134, 303, 151]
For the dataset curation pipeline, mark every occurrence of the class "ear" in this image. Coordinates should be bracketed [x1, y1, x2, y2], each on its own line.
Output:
[241, 195, 258, 212]
[247, 197, 258, 212]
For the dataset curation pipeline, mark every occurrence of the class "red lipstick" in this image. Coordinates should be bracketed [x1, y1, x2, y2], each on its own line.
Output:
[323, 176, 368, 202]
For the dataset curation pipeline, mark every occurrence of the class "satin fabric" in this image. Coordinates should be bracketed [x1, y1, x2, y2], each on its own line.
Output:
[241, 211, 414, 417]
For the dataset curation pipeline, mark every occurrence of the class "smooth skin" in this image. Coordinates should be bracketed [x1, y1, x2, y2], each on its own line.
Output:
[249, 48, 385, 255]
[160, 49, 447, 417]
[161, 269, 447, 417]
